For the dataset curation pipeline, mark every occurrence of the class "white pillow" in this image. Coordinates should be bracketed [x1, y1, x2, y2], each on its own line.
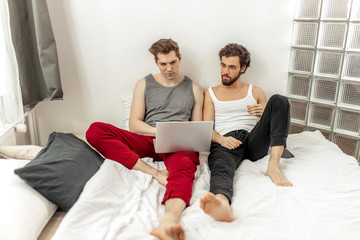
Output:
[0, 145, 43, 160]
[121, 97, 132, 131]
[0, 159, 57, 240]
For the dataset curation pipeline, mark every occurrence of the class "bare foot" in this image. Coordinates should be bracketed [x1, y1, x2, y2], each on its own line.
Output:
[265, 166, 293, 187]
[151, 215, 185, 240]
[153, 169, 169, 186]
[199, 192, 234, 222]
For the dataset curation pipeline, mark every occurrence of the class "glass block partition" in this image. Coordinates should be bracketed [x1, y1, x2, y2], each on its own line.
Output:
[288, 0, 360, 162]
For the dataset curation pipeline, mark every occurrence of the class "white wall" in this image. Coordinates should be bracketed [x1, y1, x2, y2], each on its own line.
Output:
[35, 0, 295, 146]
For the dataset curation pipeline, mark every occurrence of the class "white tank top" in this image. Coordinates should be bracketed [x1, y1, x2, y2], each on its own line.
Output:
[209, 84, 258, 135]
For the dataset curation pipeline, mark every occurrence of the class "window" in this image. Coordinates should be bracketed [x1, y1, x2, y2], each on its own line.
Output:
[0, 0, 24, 131]
[287, 0, 360, 161]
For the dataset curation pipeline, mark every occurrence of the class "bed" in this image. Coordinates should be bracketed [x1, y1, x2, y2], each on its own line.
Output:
[48, 130, 360, 239]
[1, 130, 360, 240]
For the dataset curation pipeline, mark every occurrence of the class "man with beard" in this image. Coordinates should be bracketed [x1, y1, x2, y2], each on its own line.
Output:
[86, 38, 203, 240]
[199, 43, 293, 222]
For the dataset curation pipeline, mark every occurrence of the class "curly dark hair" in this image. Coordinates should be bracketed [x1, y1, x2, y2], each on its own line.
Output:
[219, 43, 251, 72]
[149, 38, 180, 61]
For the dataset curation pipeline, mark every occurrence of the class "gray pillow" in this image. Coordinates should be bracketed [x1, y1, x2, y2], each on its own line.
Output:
[15, 132, 104, 211]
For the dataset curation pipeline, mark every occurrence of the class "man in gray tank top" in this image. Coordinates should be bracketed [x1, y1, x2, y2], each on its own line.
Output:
[86, 39, 203, 240]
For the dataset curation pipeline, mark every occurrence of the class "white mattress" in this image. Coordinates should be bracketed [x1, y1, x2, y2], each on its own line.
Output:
[52, 131, 360, 240]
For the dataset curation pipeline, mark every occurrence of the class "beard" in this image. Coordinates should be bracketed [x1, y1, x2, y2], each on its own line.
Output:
[222, 71, 242, 86]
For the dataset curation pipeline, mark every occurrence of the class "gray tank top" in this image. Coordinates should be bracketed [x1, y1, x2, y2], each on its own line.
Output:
[144, 74, 195, 127]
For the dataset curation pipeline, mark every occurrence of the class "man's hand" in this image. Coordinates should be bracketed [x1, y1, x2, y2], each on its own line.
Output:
[247, 104, 264, 117]
[219, 136, 242, 150]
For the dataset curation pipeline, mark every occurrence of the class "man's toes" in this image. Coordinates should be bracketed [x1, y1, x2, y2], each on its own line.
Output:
[280, 181, 292, 187]
[178, 229, 185, 240]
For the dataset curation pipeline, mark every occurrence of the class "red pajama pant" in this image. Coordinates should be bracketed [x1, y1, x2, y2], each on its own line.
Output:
[86, 122, 199, 206]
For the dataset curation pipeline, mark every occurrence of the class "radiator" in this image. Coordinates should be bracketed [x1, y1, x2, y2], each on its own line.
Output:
[0, 126, 16, 146]
[0, 109, 38, 146]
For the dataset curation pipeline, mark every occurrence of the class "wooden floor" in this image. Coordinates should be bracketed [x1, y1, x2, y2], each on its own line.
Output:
[38, 210, 66, 240]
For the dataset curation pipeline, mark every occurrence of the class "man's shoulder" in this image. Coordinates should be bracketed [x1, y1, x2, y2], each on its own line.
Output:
[134, 78, 146, 91]
[182, 76, 202, 92]
[204, 85, 221, 97]
[136, 77, 146, 84]
[251, 84, 264, 93]
[250, 84, 266, 101]
[209, 84, 222, 91]
[184, 75, 192, 81]
[141, 73, 154, 82]
[191, 80, 203, 90]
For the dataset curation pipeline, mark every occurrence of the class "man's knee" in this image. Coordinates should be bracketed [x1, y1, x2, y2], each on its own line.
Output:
[166, 151, 199, 175]
[86, 122, 106, 146]
[269, 94, 289, 109]
[178, 151, 200, 165]
[269, 94, 288, 104]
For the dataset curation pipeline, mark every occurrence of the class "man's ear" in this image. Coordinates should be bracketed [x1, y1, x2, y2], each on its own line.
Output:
[241, 65, 247, 73]
[178, 54, 182, 62]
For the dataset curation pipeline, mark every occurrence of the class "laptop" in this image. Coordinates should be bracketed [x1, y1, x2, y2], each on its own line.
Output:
[154, 121, 213, 153]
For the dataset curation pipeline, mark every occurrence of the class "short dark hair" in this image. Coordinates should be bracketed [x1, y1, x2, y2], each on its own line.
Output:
[219, 43, 251, 72]
[149, 38, 180, 61]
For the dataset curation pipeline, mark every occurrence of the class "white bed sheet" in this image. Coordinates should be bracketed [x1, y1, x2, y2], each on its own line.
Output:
[52, 131, 360, 240]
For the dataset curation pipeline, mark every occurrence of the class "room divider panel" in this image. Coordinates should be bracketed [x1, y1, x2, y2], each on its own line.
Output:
[287, 0, 360, 161]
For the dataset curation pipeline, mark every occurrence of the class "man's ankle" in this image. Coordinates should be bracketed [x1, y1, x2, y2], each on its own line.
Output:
[216, 194, 230, 204]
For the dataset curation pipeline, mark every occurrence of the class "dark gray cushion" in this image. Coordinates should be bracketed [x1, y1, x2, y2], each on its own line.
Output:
[15, 132, 104, 211]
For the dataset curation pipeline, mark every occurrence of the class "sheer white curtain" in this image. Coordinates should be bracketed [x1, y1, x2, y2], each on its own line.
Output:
[0, 0, 24, 129]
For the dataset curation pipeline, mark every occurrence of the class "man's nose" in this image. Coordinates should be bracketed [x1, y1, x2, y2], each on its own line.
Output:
[166, 65, 173, 71]
[223, 67, 230, 74]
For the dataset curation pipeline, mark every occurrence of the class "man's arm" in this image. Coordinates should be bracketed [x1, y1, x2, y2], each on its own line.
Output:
[191, 82, 204, 121]
[247, 85, 267, 117]
[203, 89, 242, 150]
[129, 78, 156, 136]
